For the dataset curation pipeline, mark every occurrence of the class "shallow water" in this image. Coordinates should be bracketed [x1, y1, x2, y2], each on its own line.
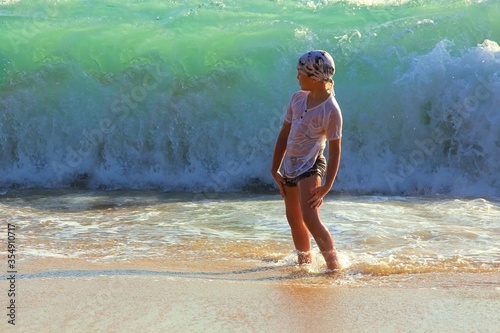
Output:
[2, 190, 499, 285]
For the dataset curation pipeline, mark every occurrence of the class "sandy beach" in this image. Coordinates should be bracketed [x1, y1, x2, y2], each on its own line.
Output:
[2, 259, 499, 333]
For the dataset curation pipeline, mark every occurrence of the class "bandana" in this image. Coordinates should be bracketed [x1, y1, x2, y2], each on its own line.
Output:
[296, 50, 335, 83]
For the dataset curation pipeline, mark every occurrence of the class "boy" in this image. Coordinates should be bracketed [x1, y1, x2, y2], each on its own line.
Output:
[271, 50, 342, 270]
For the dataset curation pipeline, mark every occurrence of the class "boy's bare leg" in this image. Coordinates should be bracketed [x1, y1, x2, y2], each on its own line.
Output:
[283, 184, 312, 264]
[298, 175, 341, 270]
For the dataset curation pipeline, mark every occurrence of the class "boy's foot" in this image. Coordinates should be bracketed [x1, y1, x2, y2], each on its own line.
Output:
[322, 249, 341, 271]
[297, 250, 312, 265]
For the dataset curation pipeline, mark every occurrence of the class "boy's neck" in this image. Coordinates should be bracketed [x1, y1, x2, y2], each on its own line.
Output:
[307, 88, 330, 108]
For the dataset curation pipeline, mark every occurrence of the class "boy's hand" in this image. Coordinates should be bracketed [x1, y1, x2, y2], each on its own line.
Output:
[272, 172, 287, 198]
[308, 185, 328, 209]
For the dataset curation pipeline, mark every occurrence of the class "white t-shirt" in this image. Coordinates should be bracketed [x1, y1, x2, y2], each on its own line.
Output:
[282, 90, 342, 178]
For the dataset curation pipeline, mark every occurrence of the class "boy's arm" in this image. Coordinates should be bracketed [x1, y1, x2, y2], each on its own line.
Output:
[271, 121, 291, 197]
[323, 138, 342, 191]
[308, 138, 341, 208]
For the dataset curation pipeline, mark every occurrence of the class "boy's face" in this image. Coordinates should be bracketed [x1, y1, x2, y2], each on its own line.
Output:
[297, 70, 318, 91]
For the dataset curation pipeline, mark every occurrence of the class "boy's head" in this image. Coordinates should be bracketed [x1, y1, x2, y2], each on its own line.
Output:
[297, 50, 335, 83]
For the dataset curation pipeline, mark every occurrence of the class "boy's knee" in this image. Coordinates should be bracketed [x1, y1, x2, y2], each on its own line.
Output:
[302, 214, 320, 229]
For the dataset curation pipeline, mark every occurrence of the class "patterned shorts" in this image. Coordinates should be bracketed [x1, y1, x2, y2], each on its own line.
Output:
[284, 157, 326, 187]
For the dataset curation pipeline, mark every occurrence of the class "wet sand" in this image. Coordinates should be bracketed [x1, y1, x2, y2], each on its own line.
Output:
[2, 263, 499, 333]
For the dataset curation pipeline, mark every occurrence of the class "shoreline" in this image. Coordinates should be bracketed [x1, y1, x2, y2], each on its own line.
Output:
[1, 270, 499, 333]
[2, 190, 499, 332]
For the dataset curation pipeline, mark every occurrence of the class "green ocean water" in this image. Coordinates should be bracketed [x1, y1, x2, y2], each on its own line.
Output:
[1, 0, 499, 195]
